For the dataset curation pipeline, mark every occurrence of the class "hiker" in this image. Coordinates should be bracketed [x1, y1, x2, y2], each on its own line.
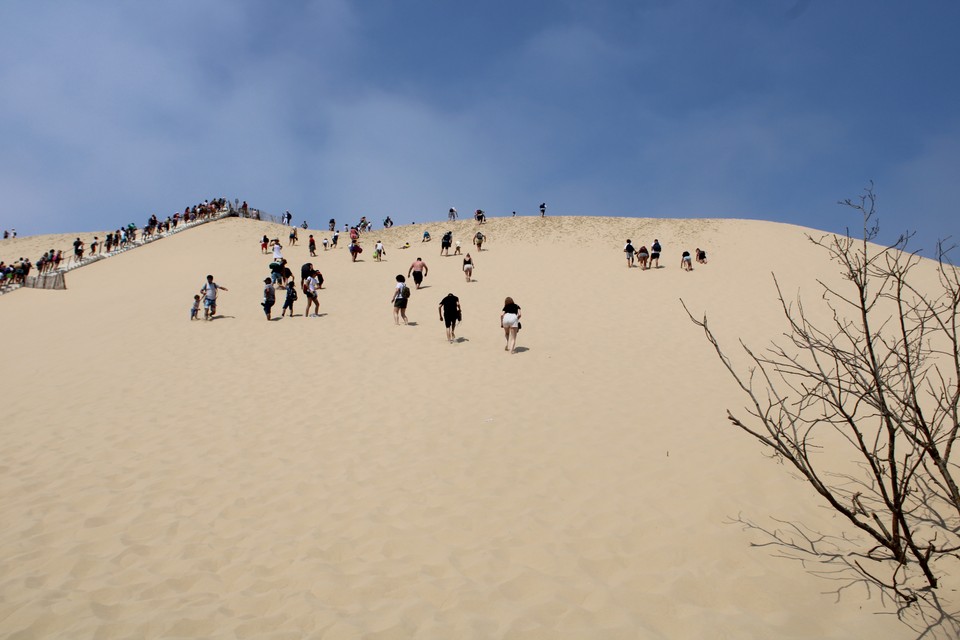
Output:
[696, 248, 708, 264]
[374, 240, 385, 262]
[473, 231, 485, 251]
[681, 250, 694, 271]
[190, 295, 201, 321]
[463, 253, 475, 282]
[200, 274, 228, 320]
[262, 278, 276, 320]
[303, 271, 320, 317]
[408, 257, 428, 289]
[624, 239, 635, 268]
[441, 231, 453, 256]
[540, 202, 546, 217]
[422, 230, 431, 242]
[439, 292, 461, 343]
[650, 239, 662, 268]
[392, 274, 411, 325]
[282, 279, 298, 317]
[501, 297, 522, 354]
[636, 245, 649, 270]
[309, 235, 317, 256]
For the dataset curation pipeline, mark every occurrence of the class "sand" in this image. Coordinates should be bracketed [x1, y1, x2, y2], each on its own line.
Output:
[0, 215, 945, 638]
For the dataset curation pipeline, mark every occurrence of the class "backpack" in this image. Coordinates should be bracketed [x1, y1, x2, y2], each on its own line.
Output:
[401, 284, 411, 299]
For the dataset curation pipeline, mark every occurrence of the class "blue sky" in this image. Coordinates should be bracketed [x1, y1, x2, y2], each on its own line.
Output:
[1, 0, 958, 255]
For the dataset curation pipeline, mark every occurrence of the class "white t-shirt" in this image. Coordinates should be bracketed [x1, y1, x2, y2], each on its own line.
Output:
[272, 245, 283, 260]
[306, 275, 319, 293]
[202, 282, 219, 300]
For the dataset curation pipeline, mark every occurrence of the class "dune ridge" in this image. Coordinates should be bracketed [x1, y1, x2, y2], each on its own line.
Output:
[0, 215, 940, 638]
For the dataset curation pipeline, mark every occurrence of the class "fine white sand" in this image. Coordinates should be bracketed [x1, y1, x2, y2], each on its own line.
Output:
[0, 215, 944, 638]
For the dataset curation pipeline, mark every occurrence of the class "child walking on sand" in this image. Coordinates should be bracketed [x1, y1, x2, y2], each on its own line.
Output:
[190, 295, 201, 320]
[282, 280, 298, 317]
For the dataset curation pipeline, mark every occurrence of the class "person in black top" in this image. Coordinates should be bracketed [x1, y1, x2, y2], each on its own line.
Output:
[501, 297, 522, 353]
[438, 293, 461, 343]
[624, 239, 635, 268]
[650, 239, 662, 268]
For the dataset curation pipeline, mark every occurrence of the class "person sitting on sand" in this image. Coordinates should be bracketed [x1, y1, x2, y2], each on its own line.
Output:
[681, 250, 693, 271]
[696, 248, 707, 264]
[439, 292, 461, 343]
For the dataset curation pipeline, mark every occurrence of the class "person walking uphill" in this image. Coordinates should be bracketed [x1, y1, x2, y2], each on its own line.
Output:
[439, 292, 461, 343]
[262, 278, 276, 320]
[501, 297, 522, 353]
[200, 275, 228, 320]
[408, 257, 428, 289]
[392, 275, 411, 325]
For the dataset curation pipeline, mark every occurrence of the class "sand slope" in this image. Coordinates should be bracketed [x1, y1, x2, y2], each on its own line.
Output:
[0, 215, 943, 638]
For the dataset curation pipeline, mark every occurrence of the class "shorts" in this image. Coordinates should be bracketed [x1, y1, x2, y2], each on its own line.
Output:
[463, 264, 473, 271]
[394, 298, 408, 309]
[682, 256, 692, 263]
[204, 297, 216, 309]
[443, 314, 457, 328]
[283, 298, 295, 310]
[651, 252, 660, 260]
[262, 300, 275, 315]
[305, 291, 318, 300]
[412, 271, 423, 285]
[502, 313, 519, 328]
[441, 241, 451, 249]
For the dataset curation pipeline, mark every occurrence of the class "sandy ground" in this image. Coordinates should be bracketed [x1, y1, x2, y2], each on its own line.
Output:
[0, 215, 948, 638]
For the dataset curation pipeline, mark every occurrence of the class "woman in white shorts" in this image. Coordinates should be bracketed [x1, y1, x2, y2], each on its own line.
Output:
[463, 253, 475, 282]
[500, 296, 522, 353]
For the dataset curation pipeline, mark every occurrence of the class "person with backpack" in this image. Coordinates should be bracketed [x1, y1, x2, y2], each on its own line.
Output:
[391, 274, 411, 325]
[441, 231, 453, 256]
[303, 271, 320, 317]
[474, 231, 485, 251]
[624, 239, 636, 268]
[281, 279, 298, 317]
[650, 239, 662, 268]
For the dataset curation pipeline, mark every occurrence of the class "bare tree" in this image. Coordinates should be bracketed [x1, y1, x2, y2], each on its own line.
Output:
[683, 184, 960, 624]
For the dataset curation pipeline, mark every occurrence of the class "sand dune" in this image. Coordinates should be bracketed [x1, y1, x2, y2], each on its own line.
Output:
[0, 215, 941, 638]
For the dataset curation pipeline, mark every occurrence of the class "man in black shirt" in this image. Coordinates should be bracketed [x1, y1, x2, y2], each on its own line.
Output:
[438, 293, 461, 343]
